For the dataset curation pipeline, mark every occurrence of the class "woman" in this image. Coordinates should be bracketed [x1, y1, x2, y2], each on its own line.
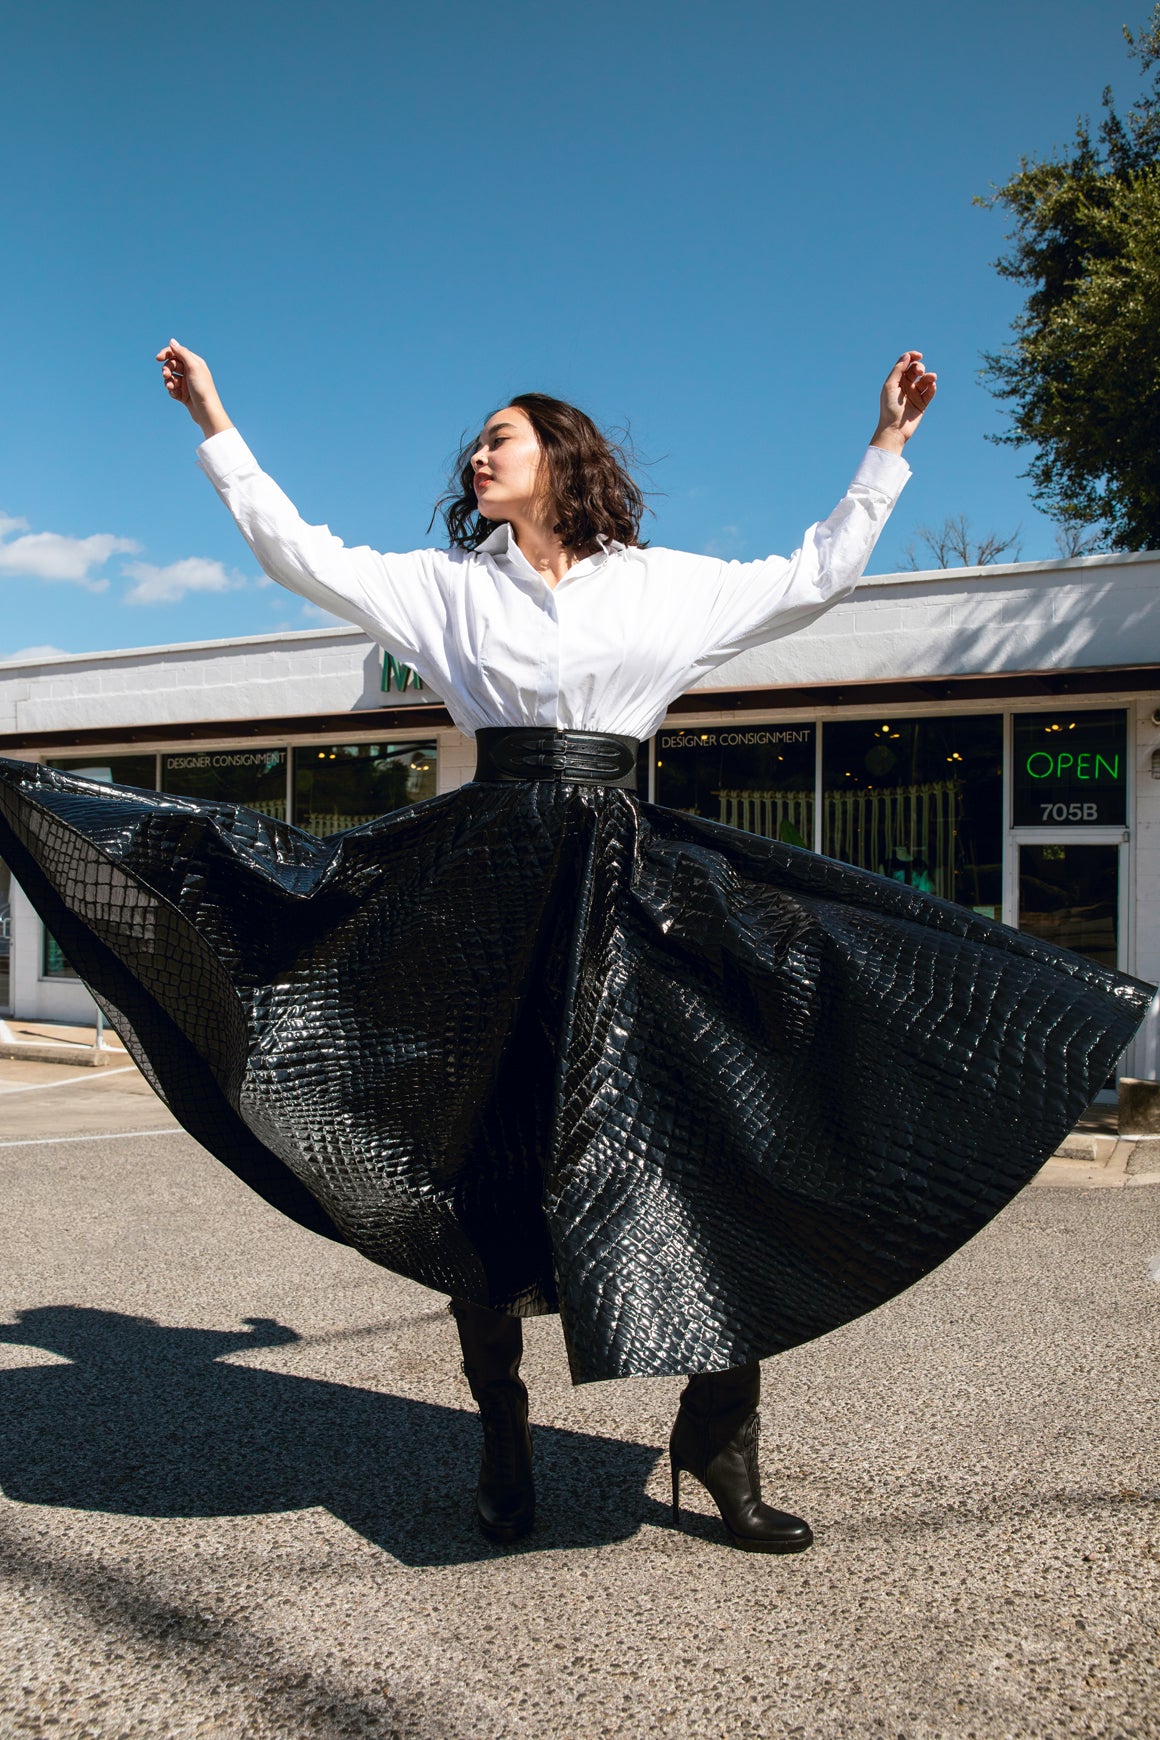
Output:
[0, 348, 1149, 1557]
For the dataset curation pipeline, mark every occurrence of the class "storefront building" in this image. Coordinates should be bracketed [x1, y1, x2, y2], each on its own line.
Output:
[3, 546, 1160, 1084]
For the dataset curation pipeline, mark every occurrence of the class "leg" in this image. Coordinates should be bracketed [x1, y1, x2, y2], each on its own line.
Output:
[669, 1362, 812, 1553]
[449, 1297, 535, 1543]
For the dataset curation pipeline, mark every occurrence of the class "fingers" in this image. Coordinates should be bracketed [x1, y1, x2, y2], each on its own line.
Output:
[906, 370, 938, 409]
[157, 359, 189, 403]
[886, 352, 937, 415]
[886, 350, 922, 385]
[156, 338, 192, 404]
[155, 339, 198, 372]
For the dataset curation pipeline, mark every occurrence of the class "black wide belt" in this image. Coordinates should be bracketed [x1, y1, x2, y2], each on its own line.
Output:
[473, 727, 640, 788]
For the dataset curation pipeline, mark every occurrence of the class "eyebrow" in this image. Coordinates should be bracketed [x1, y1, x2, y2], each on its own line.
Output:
[480, 421, 517, 439]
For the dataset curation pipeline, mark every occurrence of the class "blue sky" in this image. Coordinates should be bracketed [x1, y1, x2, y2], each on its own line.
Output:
[0, 0, 1145, 660]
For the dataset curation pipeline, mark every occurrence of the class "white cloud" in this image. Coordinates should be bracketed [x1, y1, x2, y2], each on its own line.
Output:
[0, 509, 253, 610]
[121, 557, 243, 605]
[0, 513, 139, 589]
[0, 644, 70, 663]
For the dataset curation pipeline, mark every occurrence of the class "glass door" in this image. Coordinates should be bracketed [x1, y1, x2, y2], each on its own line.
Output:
[1016, 841, 1122, 971]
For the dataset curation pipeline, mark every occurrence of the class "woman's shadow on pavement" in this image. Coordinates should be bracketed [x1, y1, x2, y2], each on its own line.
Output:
[0, 1306, 665, 1565]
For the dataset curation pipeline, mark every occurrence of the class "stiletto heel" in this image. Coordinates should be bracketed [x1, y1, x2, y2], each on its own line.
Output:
[668, 1363, 812, 1554]
[670, 1459, 682, 1529]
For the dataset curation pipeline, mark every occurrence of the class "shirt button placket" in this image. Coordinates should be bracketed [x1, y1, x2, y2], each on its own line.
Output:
[540, 584, 562, 728]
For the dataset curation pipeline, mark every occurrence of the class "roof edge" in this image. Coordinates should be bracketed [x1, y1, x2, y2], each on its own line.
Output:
[866, 547, 1159, 589]
[0, 623, 369, 672]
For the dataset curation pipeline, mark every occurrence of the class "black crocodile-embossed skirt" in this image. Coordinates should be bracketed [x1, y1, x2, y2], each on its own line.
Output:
[0, 756, 1152, 1383]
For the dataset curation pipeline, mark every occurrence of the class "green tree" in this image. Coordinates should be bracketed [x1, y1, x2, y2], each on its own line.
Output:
[980, 11, 1160, 550]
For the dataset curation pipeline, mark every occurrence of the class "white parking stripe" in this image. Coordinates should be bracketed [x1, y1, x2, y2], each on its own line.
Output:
[0, 1128, 184, 1150]
[0, 1064, 137, 1097]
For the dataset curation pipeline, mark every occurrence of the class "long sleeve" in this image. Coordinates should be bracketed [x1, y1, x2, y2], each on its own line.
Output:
[194, 426, 912, 742]
[196, 428, 439, 667]
[689, 444, 910, 671]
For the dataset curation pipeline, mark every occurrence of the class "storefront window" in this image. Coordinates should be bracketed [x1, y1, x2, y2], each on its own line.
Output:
[293, 742, 437, 835]
[0, 858, 11, 1007]
[1011, 709, 1127, 826]
[822, 715, 1003, 913]
[161, 749, 288, 819]
[47, 754, 158, 790]
[654, 726, 816, 845]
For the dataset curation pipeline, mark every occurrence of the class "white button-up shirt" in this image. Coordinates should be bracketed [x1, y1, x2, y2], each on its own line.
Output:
[198, 428, 909, 742]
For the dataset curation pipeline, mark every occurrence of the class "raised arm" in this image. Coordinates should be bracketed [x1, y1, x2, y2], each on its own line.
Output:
[689, 351, 936, 667]
[155, 340, 435, 665]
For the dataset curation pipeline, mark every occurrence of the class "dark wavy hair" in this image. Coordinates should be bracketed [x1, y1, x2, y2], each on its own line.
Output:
[435, 392, 648, 552]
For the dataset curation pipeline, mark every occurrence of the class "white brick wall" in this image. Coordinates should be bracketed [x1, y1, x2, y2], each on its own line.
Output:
[0, 627, 438, 736]
[704, 551, 1160, 694]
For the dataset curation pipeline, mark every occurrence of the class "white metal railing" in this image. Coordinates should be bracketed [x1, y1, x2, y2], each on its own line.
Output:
[717, 780, 962, 899]
[717, 789, 814, 844]
[824, 780, 961, 898]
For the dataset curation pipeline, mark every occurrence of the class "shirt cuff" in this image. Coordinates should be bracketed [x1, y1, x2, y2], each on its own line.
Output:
[849, 444, 911, 502]
[196, 426, 256, 487]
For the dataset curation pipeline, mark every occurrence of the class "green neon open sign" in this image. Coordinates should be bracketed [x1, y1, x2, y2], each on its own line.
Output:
[1023, 751, 1120, 781]
[1012, 712, 1126, 827]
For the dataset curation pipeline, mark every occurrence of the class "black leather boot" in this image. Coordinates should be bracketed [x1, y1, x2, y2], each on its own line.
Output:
[670, 1363, 812, 1553]
[450, 1297, 534, 1543]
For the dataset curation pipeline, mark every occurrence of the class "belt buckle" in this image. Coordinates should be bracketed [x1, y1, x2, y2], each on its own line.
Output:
[542, 739, 571, 775]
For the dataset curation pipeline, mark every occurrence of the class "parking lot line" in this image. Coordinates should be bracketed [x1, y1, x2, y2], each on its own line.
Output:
[0, 1128, 183, 1149]
[0, 1064, 137, 1097]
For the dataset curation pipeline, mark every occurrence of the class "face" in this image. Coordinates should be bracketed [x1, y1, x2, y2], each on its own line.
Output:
[471, 407, 547, 524]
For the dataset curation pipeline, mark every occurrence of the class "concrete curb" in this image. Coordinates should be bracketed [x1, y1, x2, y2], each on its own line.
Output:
[0, 1041, 120, 1067]
[1032, 1134, 1160, 1190]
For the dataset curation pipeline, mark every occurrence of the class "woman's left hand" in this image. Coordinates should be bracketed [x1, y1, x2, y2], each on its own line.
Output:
[871, 351, 937, 454]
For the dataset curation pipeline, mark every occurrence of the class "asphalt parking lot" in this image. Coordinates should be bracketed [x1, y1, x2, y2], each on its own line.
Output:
[0, 1056, 1156, 1739]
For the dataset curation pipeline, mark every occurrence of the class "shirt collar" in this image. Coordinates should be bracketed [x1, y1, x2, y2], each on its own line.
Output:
[475, 522, 625, 574]
[476, 522, 514, 556]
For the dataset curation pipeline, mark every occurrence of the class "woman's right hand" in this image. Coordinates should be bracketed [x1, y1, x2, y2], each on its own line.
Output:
[155, 340, 233, 440]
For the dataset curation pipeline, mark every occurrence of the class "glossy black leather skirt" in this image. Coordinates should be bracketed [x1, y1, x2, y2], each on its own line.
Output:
[0, 757, 1151, 1382]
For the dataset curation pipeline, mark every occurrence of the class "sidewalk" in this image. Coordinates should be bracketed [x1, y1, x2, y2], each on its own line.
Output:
[0, 1018, 127, 1068]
